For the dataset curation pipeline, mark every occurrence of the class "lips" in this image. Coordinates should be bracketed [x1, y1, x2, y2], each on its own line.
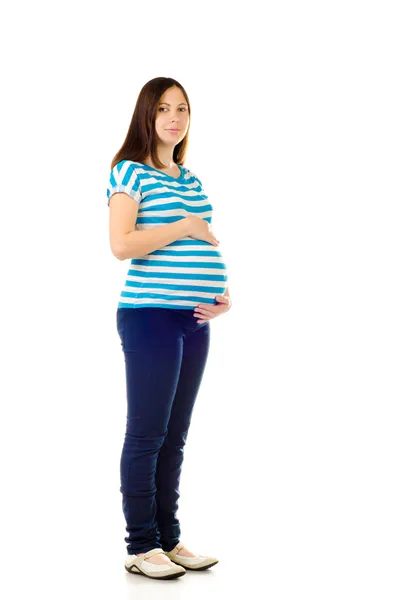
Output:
[167, 129, 180, 132]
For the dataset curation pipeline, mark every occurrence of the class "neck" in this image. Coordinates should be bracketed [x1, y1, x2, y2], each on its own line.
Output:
[147, 143, 176, 169]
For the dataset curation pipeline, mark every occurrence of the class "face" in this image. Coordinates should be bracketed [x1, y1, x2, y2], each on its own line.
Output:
[154, 86, 190, 147]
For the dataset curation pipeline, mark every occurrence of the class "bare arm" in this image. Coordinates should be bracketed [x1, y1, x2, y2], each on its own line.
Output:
[117, 218, 192, 260]
[109, 191, 192, 260]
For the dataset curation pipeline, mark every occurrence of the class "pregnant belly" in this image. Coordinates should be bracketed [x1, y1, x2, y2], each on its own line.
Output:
[126, 240, 228, 306]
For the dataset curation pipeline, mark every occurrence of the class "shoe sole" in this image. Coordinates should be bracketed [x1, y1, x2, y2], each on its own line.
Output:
[124, 564, 185, 580]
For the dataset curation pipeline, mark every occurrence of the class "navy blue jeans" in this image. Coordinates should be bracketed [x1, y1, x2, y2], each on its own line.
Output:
[116, 307, 211, 555]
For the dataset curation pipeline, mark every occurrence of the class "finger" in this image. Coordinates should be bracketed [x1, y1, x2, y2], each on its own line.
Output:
[194, 308, 213, 317]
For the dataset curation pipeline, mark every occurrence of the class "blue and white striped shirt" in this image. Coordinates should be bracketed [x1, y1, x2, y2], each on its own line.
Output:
[107, 160, 228, 310]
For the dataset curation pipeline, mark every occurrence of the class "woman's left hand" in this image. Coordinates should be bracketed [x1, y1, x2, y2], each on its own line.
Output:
[193, 294, 232, 323]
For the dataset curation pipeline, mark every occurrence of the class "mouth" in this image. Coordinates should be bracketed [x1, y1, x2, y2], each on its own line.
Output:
[166, 129, 180, 132]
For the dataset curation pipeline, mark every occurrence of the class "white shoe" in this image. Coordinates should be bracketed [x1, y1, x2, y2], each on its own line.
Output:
[164, 542, 219, 570]
[124, 548, 186, 579]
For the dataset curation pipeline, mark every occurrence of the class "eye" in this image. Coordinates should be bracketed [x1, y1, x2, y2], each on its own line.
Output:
[158, 107, 187, 112]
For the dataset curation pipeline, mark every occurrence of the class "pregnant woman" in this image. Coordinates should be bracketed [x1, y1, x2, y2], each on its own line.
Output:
[107, 77, 232, 580]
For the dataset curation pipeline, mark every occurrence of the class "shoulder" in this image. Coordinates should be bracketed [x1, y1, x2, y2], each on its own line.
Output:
[183, 166, 203, 188]
[108, 160, 142, 188]
[110, 160, 141, 178]
[107, 160, 142, 205]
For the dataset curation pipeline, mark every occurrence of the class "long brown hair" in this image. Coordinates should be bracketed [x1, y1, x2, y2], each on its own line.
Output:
[110, 77, 191, 171]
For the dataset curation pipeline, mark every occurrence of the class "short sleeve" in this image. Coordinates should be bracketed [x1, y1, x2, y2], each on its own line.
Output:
[106, 160, 142, 207]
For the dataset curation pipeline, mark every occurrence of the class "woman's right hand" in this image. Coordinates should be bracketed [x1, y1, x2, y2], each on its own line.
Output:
[185, 216, 220, 246]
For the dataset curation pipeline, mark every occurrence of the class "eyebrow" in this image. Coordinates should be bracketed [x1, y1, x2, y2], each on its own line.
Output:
[159, 102, 187, 106]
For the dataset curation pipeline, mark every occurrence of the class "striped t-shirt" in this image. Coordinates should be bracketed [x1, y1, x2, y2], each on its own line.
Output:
[106, 159, 228, 310]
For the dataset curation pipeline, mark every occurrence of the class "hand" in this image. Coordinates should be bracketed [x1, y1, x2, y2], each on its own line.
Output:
[193, 294, 232, 323]
[186, 216, 220, 246]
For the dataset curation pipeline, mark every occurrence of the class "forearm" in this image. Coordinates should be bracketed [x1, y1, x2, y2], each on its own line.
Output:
[118, 217, 191, 260]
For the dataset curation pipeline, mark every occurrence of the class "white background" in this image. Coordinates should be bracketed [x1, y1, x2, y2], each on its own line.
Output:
[1, 1, 396, 598]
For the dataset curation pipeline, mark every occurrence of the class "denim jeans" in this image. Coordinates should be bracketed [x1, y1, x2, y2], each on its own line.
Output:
[116, 307, 211, 555]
